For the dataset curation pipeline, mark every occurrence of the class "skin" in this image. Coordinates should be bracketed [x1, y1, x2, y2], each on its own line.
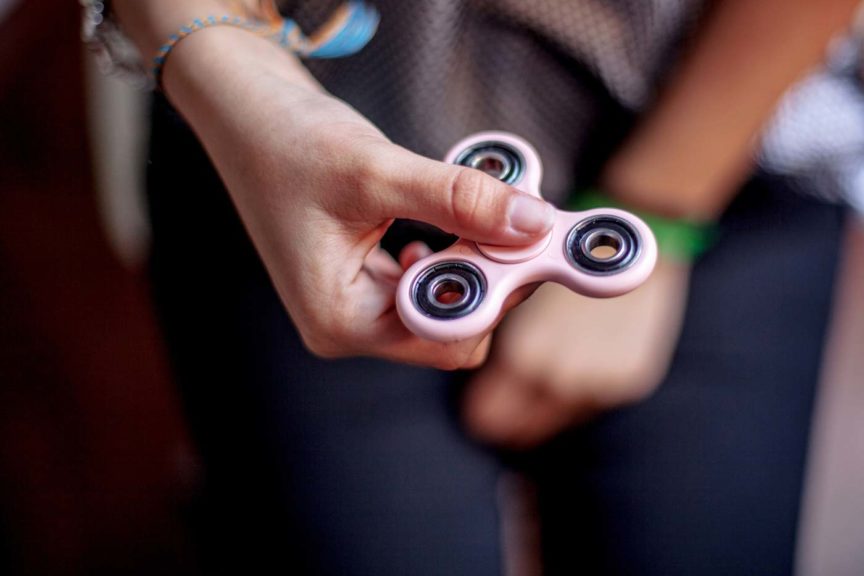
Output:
[115, 0, 860, 447]
[464, 0, 862, 448]
[113, 0, 556, 370]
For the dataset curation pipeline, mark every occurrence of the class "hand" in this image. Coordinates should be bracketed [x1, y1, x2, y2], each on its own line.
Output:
[463, 258, 691, 448]
[161, 27, 556, 368]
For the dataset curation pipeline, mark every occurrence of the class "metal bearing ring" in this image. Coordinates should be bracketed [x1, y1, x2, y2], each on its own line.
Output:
[411, 261, 486, 319]
[565, 216, 641, 275]
[455, 142, 525, 185]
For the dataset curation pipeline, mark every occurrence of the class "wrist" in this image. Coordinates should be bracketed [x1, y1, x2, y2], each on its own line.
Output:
[162, 24, 322, 118]
[599, 166, 719, 223]
[155, 23, 335, 203]
[599, 137, 754, 222]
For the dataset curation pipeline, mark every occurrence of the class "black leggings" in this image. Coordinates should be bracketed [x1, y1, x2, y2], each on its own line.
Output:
[147, 96, 844, 575]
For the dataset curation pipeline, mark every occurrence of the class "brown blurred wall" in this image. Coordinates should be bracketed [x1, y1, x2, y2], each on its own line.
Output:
[0, 1, 196, 574]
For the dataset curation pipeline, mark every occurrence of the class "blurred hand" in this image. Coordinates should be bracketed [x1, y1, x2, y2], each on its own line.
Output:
[463, 259, 691, 449]
[163, 27, 555, 368]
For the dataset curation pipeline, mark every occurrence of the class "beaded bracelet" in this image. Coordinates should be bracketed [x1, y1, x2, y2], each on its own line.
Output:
[569, 189, 717, 262]
[151, 16, 272, 85]
[151, 1, 379, 88]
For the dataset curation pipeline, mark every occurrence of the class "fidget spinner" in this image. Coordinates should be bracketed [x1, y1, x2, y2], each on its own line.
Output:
[396, 132, 658, 342]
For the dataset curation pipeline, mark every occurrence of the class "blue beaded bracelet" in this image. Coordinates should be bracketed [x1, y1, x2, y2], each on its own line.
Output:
[150, 1, 379, 88]
[151, 16, 273, 86]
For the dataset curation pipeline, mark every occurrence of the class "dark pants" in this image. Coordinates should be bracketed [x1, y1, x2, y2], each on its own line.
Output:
[530, 178, 844, 575]
[147, 96, 844, 575]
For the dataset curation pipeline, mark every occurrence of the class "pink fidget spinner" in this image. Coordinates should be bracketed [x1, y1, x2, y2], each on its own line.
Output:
[396, 132, 658, 342]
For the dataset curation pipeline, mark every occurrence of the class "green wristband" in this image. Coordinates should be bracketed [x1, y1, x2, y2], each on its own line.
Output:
[568, 190, 716, 262]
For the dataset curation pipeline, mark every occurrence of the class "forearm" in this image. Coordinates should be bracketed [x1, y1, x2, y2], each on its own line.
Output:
[602, 0, 860, 220]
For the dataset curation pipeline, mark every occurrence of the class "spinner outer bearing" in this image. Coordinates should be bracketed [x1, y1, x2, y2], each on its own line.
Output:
[411, 261, 487, 319]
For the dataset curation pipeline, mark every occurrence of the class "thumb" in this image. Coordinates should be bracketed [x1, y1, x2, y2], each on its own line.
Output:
[373, 146, 555, 246]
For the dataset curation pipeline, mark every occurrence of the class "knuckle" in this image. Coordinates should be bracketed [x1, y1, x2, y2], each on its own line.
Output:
[431, 344, 475, 371]
[298, 328, 341, 359]
[462, 350, 489, 370]
[308, 136, 389, 207]
[354, 157, 404, 219]
[352, 151, 388, 200]
[297, 307, 351, 359]
[447, 167, 494, 232]
[495, 351, 540, 383]
[433, 356, 463, 371]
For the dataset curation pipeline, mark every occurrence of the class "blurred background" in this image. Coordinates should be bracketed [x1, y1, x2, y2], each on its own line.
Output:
[0, 1, 862, 574]
[0, 0, 196, 573]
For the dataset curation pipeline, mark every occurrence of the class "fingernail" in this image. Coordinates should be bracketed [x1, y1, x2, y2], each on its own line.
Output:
[508, 194, 555, 235]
